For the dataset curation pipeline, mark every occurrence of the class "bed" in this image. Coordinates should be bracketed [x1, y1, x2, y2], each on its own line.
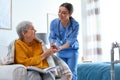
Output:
[77, 62, 120, 80]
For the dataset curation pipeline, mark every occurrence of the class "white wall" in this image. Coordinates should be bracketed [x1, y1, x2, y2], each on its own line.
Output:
[100, 0, 120, 61]
[0, 0, 82, 61]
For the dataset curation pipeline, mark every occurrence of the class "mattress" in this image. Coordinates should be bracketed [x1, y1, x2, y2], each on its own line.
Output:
[77, 62, 120, 80]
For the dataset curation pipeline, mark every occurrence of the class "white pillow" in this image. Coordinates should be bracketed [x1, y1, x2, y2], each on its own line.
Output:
[0, 40, 15, 65]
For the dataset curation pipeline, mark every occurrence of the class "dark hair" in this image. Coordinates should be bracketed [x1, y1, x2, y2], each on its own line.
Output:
[60, 2, 74, 14]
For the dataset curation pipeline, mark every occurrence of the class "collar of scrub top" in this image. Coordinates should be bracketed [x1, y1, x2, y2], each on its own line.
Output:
[58, 19, 73, 44]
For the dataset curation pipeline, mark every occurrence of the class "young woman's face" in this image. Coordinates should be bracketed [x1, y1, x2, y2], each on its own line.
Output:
[58, 6, 71, 21]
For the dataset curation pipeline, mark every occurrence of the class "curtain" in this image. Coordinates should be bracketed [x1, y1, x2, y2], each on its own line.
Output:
[82, 0, 102, 62]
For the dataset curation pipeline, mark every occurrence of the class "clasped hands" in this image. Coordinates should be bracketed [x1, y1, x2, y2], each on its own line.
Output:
[47, 44, 62, 55]
[42, 44, 61, 60]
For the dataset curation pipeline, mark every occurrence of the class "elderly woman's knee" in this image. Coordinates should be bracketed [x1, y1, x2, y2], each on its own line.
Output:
[27, 71, 42, 80]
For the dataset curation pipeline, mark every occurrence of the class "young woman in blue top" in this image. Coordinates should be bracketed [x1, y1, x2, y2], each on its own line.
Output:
[49, 2, 80, 80]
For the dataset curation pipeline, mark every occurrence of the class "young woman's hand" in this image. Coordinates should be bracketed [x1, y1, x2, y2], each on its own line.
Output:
[50, 44, 58, 49]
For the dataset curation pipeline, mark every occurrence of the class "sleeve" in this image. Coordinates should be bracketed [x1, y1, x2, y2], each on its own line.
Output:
[49, 19, 58, 44]
[66, 21, 80, 45]
[15, 43, 43, 67]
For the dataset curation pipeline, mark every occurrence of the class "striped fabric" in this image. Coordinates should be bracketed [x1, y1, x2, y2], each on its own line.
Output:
[82, 0, 102, 62]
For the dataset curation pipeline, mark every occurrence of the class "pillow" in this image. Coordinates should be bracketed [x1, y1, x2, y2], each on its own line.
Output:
[0, 40, 15, 65]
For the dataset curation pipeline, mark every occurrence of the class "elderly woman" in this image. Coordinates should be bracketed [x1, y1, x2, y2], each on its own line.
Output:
[14, 21, 72, 80]
[15, 21, 56, 68]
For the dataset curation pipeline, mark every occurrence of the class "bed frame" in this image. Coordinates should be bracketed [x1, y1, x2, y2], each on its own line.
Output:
[111, 42, 120, 80]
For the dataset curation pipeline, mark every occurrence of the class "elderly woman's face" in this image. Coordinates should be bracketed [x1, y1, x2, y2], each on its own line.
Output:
[23, 25, 36, 42]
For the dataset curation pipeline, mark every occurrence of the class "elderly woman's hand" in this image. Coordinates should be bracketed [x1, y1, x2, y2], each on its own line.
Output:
[50, 48, 58, 54]
[41, 47, 59, 60]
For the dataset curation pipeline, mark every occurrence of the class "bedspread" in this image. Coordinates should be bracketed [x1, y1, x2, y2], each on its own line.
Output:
[77, 62, 120, 80]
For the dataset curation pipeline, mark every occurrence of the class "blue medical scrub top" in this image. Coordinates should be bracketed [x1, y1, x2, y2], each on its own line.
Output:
[49, 18, 80, 57]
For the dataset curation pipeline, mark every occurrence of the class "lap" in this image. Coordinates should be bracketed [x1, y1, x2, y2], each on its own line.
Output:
[27, 70, 42, 80]
[27, 71, 55, 80]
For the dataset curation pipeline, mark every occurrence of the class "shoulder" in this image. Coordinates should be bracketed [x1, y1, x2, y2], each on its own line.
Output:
[14, 39, 25, 48]
[15, 39, 23, 44]
[50, 18, 60, 30]
[34, 38, 42, 44]
[51, 18, 59, 25]
[15, 39, 29, 46]
[71, 18, 79, 25]
[70, 18, 80, 28]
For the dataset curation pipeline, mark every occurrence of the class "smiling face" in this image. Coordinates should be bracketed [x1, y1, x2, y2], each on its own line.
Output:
[58, 6, 71, 22]
[22, 24, 36, 43]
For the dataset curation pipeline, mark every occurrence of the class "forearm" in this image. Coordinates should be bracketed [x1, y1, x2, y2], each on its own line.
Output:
[59, 43, 70, 50]
[41, 49, 56, 60]
[41, 50, 50, 60]
[15, 55, 42, 66]
[50, 43, 70, 51]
